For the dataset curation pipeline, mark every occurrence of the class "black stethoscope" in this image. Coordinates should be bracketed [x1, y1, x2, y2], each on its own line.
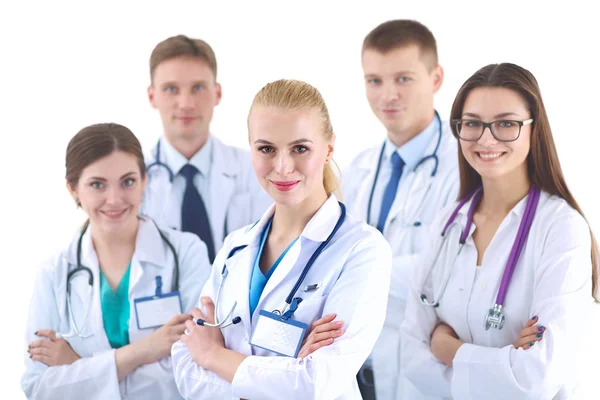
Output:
[146, 139, 175, 182]
[366, 111, 443, 228]
[59, 219, 180, 338]
[194, 202, 347, 328]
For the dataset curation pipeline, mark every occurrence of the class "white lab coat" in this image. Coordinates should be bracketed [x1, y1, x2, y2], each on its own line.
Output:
[400, 191, 593, 400]
[342, 122, 459, 400]
[21, 217, 211, 400]
[171, 194, 392, 399]
[142, 136, 272, 253]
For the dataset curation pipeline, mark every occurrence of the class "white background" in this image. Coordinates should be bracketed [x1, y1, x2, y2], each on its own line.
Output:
[1, 0, 599, 398]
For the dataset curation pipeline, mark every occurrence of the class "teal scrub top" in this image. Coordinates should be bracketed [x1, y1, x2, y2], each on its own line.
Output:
[249, 218, 299, 318]
[100, 263, 131, 349]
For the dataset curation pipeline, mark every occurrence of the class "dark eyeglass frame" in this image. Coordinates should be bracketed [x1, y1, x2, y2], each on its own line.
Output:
[452, 118, 534, 142]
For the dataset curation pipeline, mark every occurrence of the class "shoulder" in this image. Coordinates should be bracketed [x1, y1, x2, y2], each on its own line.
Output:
[336, 210, 392, 257]
[534, 192, 590, 244]
[212, 136, 251, 162]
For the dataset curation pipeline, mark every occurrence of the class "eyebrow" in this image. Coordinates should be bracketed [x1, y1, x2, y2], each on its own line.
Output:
[462, 112, 523, 119]
[160, 80, 208, 88]
[88, 172, 138, 181]
[254, 138, 314, 146]
[364, 71, 415, 79]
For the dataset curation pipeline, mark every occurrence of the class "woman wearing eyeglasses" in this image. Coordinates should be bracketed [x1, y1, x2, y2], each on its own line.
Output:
[399, 63, 598, 399]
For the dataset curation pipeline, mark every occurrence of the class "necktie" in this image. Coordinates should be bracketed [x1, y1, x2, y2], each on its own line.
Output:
[180, 164, 215, 262]
[377, 152, 405, 232]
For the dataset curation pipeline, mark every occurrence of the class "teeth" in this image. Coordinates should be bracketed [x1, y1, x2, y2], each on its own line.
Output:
[479, 152, 503, 159]
[104, 211, 124, 215]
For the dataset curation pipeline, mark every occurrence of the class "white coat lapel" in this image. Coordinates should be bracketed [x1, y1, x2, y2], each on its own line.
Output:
[209, 139, 238, 245]
[354, 144, 384, 222]
[225, 243, 257, 337]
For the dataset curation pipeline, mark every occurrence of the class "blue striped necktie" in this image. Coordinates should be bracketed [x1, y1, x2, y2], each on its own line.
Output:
[377, 152, 405, 232]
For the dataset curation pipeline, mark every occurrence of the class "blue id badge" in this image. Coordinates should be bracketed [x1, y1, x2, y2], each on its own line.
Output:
[249, 310, 308, 358]
[134, 276, 183, 330]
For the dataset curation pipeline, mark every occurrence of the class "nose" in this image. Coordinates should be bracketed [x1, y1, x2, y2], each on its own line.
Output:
[105, 186, 123, 205]
[177, 93, 195, 112]
[275, 152, 295, 176]
[477, 125, 498, 146]
[382, 82, 400, 103]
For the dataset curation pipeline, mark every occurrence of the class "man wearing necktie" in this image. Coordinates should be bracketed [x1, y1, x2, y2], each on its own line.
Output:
[142, 35, 271, 263]
[342, 20, 460, 400]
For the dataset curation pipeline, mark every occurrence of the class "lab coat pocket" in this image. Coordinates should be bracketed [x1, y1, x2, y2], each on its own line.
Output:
[292, 294, 329, 328]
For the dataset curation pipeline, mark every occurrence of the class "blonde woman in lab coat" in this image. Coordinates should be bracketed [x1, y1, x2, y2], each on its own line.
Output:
[22, 123, 211, 399]
[172, 79, 393, 399]
[400, 63, 599, 400]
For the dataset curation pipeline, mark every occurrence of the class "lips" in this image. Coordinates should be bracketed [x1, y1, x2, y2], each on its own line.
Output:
[271, 181, 300, 192]
[101, 209, 127, 220]
[476, 151, 506, 162]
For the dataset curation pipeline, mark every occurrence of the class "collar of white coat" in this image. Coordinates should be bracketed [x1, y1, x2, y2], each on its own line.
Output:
[357, 116, 446, 171]
[455, 188, 531, 221]
[240, 194, 342, 246]
[65, 216, 168, 268]
[382, 116, 438, 172]
[160, 135, 213, 178]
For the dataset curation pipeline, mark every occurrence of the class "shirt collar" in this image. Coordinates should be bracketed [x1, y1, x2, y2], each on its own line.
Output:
[384, 116, 439, 171]
[161, 136, 213, 178]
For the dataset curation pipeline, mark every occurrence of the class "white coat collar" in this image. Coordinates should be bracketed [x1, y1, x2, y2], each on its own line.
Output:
[239, 194, 342, 247]
[65, 217, 167, 268]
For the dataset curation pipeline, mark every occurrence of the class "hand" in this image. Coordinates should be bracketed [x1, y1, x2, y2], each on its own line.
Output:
[513, 315, 545, 350]
[182, 297, 226, 369]
[430, 322, 461, 367]
[297, 313, 344, 359]
[28, 330, 81, 366]
[137, 313, 192, 364]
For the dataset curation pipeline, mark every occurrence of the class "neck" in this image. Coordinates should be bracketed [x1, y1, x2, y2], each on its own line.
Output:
[270, 188, 329, 240]
[165, 133, 209, 160]
[479, 167, 531, 215]
[387, 110, 435, 148]
[90, 218, 138, 270]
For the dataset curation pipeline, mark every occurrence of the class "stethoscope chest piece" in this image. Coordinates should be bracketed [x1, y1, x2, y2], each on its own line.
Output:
[484, 303, 505, 330]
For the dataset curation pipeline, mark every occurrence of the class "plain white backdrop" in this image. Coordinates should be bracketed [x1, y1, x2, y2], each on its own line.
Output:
[1, 0, 599, 398]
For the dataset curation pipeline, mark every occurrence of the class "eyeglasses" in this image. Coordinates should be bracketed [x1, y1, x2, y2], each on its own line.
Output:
[452, 119, 533, 142]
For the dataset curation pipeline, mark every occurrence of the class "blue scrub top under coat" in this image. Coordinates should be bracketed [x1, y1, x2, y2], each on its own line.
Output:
[249, 217, 299, 318]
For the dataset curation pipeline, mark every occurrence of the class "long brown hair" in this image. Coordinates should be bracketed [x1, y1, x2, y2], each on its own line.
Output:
[449, 63, 599, 301]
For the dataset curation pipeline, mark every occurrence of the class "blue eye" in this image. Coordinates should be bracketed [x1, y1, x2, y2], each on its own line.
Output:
[259, 146, 274, 154]
[398, 77, 410, 83]
[123, 178, 135, 187]
[91, 181, 104, 189]
[166, 86, 178, 94]
[367, 78, 381, 85]
[293, 145, 308, 154]
[193, 84, 205, 92]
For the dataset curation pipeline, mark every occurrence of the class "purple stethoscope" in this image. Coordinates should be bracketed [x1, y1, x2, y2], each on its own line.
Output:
[419, 185, 541, 330]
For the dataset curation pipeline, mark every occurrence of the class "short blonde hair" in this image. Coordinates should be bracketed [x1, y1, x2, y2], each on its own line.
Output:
[248, 79, 341, 198]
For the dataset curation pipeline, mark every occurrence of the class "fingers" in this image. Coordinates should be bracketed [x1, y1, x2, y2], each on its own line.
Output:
[518, 324, 546, 340]
[167, 313, 193, 326]
[201, 297, 215, 323]
[310, 314, 337, 331]
[514, 327, 545, 349]
[30, 354, 52, 366]
[28, 346, 51, 358]
[35, 330, 57, 341]
[523, 315, 538, 330]
[298, 337, 335, 359]
[312, 320, 344, 335]
[309, 328, 344, 344]
[190, 308, 206, 321]
[29, 339, 52, 349]
[172, 323, 188, 336]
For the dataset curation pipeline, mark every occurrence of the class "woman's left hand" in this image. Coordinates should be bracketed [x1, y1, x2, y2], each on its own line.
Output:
[28, 330, 81, 366]
[430, 322, 462, 367]
[182, 297, 226, 369]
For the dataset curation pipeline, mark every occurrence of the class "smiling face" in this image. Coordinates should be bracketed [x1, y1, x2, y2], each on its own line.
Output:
[248, 105, 334, 208]
[67, 151, 146, 234]
[362, 44, 443, 142]
[459, 87, 532, 180]
[148, 56, 222, 143]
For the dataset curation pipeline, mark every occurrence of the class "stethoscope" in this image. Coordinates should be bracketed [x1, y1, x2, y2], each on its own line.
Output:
[366, 111, 443, 229]
[194, 202, 347, 329]
[419, 185, 541, 330]
[58, 220, 180, 339]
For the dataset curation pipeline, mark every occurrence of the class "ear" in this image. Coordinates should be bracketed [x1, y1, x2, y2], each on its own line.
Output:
[66, 180, 79, 206]
[327, 134, 336, 160]
[215, 82, 222, 106]
[432, 65, 444, 94]
[148, 85, 157, 109]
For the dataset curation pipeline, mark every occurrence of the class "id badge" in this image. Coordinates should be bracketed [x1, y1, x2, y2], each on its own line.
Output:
[134, 291, 182, 330]
[249, 310, 308, 358]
